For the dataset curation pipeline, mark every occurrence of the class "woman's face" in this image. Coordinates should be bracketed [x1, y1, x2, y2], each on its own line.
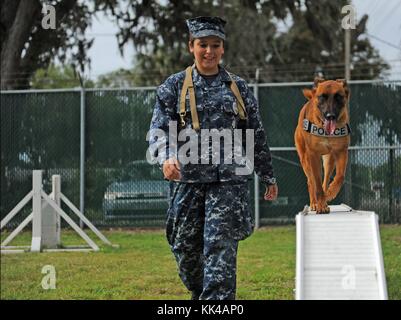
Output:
[189, 36, 224, 75]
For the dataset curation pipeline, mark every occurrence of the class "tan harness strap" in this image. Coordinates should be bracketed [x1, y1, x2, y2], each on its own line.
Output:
[180, 66, 247, 130]
[228, 74, 247, 120]
[180, 66, 200, 130]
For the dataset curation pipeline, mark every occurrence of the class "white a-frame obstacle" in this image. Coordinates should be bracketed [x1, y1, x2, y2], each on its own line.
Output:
[1, 170, 112, 253]
[295, 204, 388, 300]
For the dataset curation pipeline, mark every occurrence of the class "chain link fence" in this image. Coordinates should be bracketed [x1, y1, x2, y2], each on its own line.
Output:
[1, 81, 400, 229]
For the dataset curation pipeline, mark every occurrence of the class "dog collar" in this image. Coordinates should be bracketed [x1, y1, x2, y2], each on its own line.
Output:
[303, 119, 351, 137]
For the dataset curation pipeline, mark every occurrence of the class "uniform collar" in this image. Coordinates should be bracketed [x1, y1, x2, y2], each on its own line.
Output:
[218, 66, 232, 82]
[192, 65, 232, 87]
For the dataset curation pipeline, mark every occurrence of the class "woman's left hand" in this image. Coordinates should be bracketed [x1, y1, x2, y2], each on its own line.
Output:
[264, 184, 278, 201]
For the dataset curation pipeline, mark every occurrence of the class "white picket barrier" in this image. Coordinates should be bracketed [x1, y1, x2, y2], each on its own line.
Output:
[1, 170, 112, 253]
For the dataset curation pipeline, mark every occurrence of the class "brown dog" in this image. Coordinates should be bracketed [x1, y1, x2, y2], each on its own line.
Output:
[294, 77, 351, 214]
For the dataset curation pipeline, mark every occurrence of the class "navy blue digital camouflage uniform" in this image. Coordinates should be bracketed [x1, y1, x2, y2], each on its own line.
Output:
[148, 16, 275, 300]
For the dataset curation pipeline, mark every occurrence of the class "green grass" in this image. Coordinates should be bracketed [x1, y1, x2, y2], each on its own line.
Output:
[1, 225, 400, 300]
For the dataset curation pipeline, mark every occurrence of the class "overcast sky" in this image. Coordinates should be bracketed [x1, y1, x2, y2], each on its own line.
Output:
[85, 0, 401, 80]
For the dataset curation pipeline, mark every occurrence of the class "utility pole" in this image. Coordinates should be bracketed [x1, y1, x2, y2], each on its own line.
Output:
[344, 27, 352, 205]
[345, 28, 351, 81]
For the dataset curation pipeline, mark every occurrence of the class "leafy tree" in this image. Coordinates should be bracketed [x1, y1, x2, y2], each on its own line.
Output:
[270, 0, 389, 82]
[95, 68, 135, 88]
[0, 0, 94, 89]
[101, 0, 389, 85]
[1, 0, 390, 88]
[31, 64, 94, 89]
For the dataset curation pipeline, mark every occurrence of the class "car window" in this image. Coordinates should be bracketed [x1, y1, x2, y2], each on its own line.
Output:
[118, 165, 142, 181]
[121, 163, 163, 181]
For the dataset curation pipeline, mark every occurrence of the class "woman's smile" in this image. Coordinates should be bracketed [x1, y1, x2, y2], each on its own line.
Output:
[203, 57, 216, 63]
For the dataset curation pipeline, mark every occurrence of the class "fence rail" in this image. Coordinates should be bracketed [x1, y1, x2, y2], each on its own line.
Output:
[1, 80, 400, 228]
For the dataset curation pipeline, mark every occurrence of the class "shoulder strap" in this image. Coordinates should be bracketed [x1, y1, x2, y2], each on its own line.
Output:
[228, 74, 247, 120]
[180, 66, 200, 131]
[180, 67, 247, 130]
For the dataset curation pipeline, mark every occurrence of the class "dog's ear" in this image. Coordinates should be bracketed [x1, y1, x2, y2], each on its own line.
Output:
[336, 79, 350, 98]
[314, 77, 325, 87]
[303, 88, 315, 100]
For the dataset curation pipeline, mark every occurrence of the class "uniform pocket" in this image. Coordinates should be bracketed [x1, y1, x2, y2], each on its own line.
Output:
[230, 184, 254, 241]
[222, 97, 239, 129]
[223, 98, 238, 115]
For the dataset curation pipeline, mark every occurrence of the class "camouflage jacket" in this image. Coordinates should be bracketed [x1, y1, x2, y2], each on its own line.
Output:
[148, 65, 276, 186]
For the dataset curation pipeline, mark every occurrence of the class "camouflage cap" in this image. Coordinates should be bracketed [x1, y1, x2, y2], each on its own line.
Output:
[186, 16, 226, 40]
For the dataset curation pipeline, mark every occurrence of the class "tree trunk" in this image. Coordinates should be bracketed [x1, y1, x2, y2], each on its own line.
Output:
[1, 0, 41, 89]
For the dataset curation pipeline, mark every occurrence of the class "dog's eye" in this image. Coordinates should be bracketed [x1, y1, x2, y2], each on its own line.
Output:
[319, 94, 328, 101]
[335, 93, 344, 102]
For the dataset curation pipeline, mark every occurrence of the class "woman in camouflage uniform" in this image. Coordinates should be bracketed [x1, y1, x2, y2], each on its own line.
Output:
[149, 16, 278, 300]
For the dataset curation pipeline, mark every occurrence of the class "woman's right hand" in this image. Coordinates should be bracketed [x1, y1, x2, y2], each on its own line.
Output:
[162, 157, 181, 181]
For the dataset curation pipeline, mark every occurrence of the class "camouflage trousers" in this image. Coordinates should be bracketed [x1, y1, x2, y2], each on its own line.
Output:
[166, 181, 254, 300]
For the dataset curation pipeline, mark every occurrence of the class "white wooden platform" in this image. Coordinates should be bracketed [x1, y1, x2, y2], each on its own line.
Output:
[295, 204, 388, 300]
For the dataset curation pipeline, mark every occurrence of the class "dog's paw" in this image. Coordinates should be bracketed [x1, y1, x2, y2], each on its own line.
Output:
[316, 202, 330, 214]
[309, 203, 317, 211]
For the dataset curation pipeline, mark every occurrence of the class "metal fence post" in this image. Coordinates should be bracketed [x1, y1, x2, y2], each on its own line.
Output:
[388, 147, 394, 223]
[79, 86, 85, 229]
[345, 97, 353, 207]
[254, 68, 260, 229]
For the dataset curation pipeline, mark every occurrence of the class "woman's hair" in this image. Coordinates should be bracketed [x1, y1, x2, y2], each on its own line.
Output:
[189, 35, 195, 46]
